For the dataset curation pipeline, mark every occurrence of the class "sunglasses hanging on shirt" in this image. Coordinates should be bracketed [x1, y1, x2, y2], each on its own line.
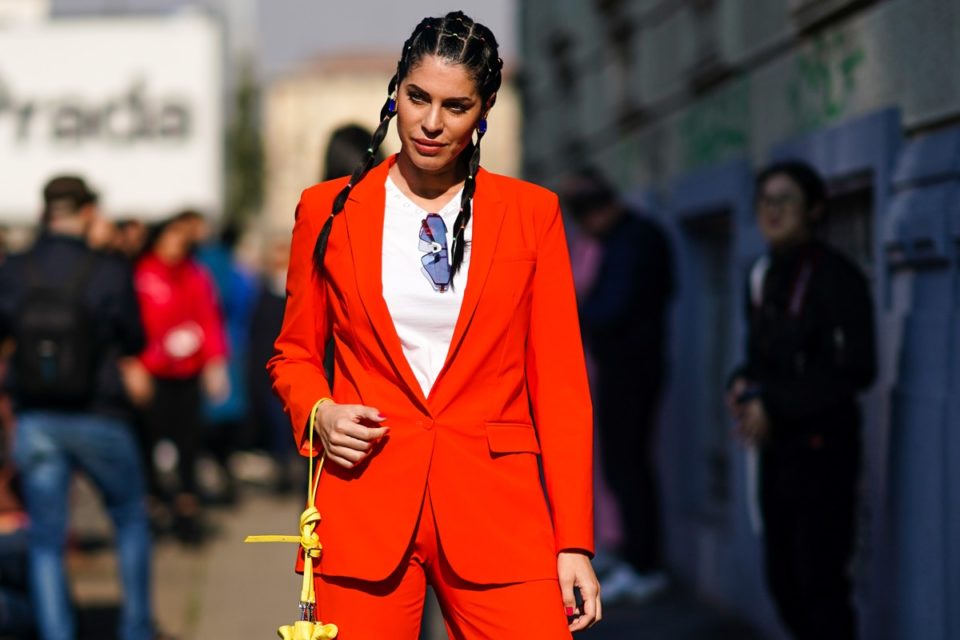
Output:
[419, 213, 451, 292]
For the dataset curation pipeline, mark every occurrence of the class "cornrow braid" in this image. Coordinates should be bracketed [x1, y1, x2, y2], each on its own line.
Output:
[311, 11, 503, 285]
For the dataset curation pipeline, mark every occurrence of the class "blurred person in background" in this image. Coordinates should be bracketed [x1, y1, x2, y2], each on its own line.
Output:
[177, 210, 256, 505]
[0, 455, 32, 638]
[0, 226, 8, 264]
[726, 160, 876, 640]
[247, 234, 296, 492]
[562, 167, 675, 604]
[0, 176, 156, 640]
[87, 212, 121, 254]
[116, 218, 150, 261]
[0, 226, 25, 637]
[323, 124, 386, 182]
[0, 344, 32, 638]
[130, 215, 229, 544]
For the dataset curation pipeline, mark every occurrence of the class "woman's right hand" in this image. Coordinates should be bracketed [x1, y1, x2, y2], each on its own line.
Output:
[315, 401, 389, 469]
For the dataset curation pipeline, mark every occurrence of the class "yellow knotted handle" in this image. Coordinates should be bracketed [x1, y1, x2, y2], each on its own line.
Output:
[245, 397, 331, 609]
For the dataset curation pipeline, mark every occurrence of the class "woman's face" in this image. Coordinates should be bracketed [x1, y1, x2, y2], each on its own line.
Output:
[395, 54, 485, 175]
[755, 173, 814, 249]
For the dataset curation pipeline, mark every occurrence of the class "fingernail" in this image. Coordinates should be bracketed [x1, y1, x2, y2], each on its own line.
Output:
[377, 413, 387, 419]
[565, 607, 575, 616]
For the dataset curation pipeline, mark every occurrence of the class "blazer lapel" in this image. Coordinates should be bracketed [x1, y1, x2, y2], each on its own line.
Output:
[429, 168, 507, 400]
[343, 158, 431, 412]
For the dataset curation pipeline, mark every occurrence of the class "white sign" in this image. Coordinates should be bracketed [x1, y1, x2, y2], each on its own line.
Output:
[0, 13, 222, 223]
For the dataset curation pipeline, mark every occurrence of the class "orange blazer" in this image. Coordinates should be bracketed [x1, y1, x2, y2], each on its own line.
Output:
[268, 156, 593, 585]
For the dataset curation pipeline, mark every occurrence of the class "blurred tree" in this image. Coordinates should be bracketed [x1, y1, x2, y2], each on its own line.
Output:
[224, 56, 263, 226]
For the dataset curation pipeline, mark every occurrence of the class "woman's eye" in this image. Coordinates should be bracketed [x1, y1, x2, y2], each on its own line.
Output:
[447, 104, 467, 113]
[409, 93, 428, 104]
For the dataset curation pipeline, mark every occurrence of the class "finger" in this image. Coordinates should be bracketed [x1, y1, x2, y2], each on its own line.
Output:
[578, 581, 599, 629]
[327, 445, 367, 464]
[355, 405, 386, 423]
[336, 422, 389, 444]
[328, 432, 374, 452]
[326, 453, 355, 470]
[558, 573, 578, 622]
[568, 610, 590, 633]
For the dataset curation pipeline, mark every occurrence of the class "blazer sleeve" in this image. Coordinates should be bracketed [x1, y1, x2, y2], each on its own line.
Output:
[266, 193, 333, 456]
[525, 194, 595, 556]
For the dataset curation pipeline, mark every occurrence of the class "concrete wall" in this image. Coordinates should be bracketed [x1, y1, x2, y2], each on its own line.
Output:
[519, 1, 960, 638]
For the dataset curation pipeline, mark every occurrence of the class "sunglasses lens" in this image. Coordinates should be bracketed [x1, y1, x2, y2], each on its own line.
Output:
[421, 251, 451, 286]
[420, 214, 451, 290]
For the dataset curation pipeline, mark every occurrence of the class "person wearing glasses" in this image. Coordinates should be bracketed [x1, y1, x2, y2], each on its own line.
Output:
[267, 11, 600, 638]
[727, 160, 876, 640]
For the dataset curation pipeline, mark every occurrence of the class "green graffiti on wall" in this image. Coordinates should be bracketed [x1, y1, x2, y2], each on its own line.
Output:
[788, 32, 865, 131]
[679, 77, 750, 169]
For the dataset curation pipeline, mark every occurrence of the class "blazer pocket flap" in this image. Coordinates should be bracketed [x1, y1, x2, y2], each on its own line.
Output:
[486, 422, 541, 454]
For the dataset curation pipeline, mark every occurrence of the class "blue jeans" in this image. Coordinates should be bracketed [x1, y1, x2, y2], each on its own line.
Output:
[13, 411, 153, 640]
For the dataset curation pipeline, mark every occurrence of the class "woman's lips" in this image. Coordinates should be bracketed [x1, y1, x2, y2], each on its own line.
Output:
[413, 138, 445, 156]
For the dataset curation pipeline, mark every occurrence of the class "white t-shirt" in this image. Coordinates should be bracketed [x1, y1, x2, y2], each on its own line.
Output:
[382, 176, 471, 397]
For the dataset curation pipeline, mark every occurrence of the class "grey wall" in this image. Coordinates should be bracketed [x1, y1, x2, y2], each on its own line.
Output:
[519, 1, 960, 638]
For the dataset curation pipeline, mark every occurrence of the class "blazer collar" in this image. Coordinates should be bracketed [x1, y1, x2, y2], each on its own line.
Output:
[343, 156, 507, 413]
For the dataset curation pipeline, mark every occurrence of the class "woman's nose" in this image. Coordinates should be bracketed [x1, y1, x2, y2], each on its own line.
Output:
[422, 106, 443, 134]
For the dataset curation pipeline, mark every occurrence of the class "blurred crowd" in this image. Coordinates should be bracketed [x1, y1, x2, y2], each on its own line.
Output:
[0, 176, 299, 640]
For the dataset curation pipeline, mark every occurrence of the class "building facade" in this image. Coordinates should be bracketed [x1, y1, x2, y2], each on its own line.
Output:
[519, 1, 960, 638]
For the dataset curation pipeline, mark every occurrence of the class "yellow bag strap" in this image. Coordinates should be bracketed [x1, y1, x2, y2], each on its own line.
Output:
[245, 398, 330, 608]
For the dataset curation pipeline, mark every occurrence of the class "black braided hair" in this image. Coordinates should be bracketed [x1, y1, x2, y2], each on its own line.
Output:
[312, 11, 504, 282]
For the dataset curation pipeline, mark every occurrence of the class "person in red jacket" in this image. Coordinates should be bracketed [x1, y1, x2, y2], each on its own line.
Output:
[129, 214, 229, 543]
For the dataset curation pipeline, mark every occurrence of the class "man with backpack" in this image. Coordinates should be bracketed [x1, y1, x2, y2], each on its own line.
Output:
[0, 176, 157, 640]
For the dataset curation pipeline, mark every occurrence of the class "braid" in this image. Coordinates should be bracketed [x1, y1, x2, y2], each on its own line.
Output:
[450, 130, 483, 278]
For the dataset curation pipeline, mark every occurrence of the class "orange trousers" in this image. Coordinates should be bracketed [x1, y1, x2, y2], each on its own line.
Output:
[314, 488, 573, 639]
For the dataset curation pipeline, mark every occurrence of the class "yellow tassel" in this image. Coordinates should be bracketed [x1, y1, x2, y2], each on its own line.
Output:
[277, 620, 338, 639]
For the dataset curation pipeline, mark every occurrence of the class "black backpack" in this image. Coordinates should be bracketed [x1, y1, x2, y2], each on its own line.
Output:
[12, 252, 101, 408]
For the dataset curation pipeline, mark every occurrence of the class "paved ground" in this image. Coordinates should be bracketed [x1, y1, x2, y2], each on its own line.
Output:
[58, 470, 764, 640]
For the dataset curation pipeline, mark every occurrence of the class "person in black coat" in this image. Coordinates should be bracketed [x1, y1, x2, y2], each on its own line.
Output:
[0, 176, 158, 640]
[563, 168, 675, 603]
[727, 161, 876, 640]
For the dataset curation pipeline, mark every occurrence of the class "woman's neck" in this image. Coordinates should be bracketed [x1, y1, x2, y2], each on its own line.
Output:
[391, 151, 467, 205]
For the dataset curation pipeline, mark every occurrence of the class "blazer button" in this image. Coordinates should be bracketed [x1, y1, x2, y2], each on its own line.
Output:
[424, 420, 434, 431]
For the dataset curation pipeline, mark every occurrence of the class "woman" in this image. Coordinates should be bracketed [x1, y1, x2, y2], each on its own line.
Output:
[132, 215, 229, 543]
[727, 161, 875, 639]
[269, 12, 600, 638]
